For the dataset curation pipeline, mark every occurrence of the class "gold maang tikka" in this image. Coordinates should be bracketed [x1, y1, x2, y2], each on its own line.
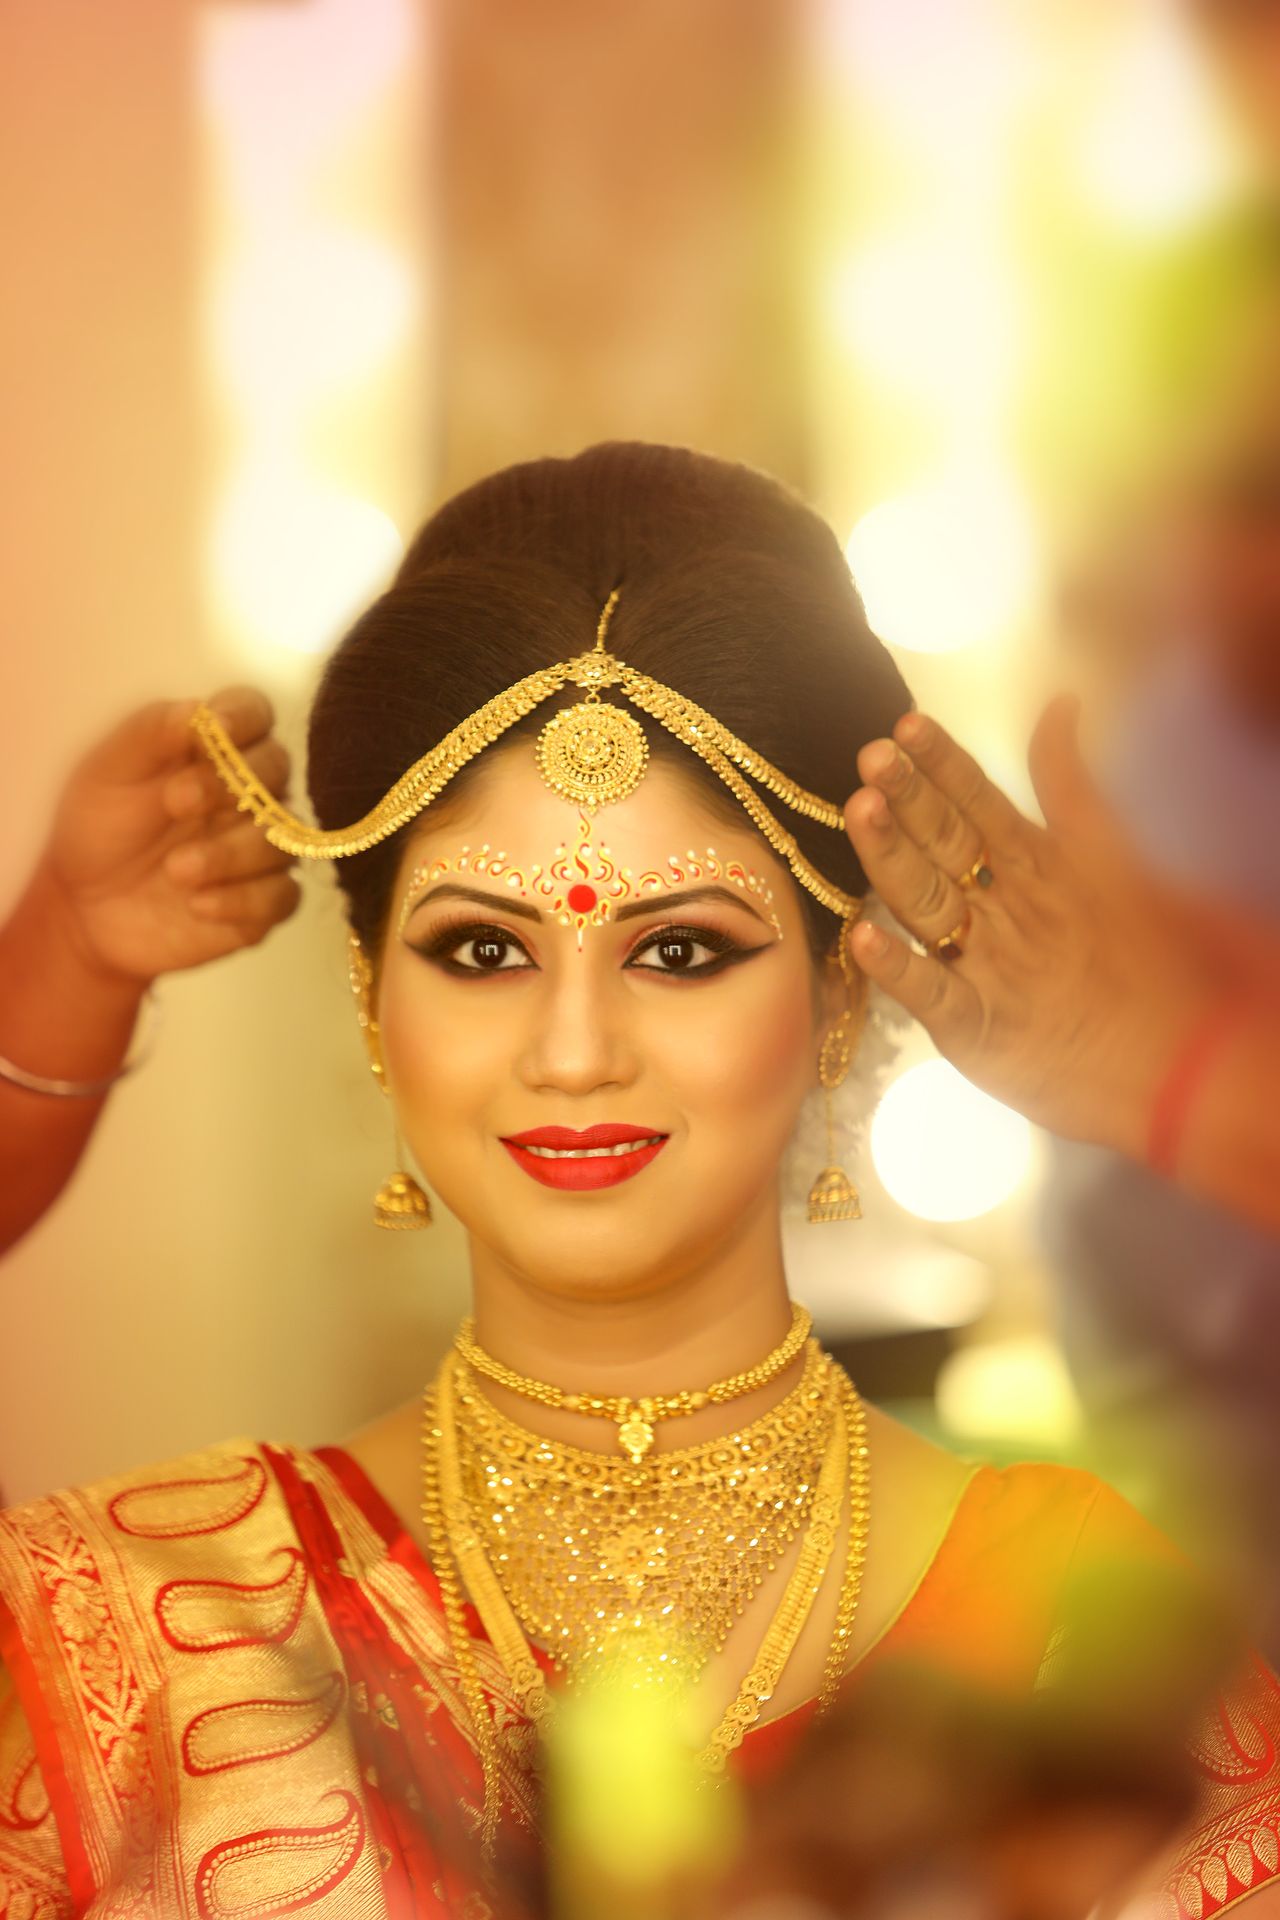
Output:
[189, 586, 861, 917]
[347, 930, 432, 1230]
[193, 586, 870, 1221]
[807, 918, 868, 1224]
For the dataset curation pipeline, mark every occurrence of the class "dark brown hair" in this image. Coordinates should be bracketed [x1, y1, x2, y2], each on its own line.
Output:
[307, 443, 911, 958]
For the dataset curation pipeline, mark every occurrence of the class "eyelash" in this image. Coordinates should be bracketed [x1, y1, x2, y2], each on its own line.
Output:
[408, 915, 764, 979]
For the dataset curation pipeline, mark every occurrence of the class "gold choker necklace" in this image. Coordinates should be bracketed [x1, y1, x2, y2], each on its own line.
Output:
[453, 1301, 812, 1463]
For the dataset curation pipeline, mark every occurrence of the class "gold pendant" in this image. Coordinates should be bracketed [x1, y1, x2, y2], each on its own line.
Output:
[617, 1405, 656, 1463]
[536, 698, 649, 810]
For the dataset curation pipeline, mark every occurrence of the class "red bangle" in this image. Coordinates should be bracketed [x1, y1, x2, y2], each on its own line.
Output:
[1146, 998, 1244, 1179]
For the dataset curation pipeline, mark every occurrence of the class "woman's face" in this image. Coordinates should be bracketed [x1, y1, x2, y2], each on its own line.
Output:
[375, 743, 841, 1302]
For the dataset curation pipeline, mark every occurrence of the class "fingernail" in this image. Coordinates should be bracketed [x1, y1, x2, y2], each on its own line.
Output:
[855, 924, 889, 959]
[898, 712, 932, 749]
[166, 845, 204, 882]
[867, 790, 890, 826]
[866, 740, 897, 780]
[190, 890, 222, 915]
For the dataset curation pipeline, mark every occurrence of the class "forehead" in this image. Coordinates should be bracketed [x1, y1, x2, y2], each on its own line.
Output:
[394, 739, 789, 883]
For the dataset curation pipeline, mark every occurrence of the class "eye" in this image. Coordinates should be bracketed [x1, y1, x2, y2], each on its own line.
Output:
[410, 919, 535, 975]
[627, 923, 758, 977]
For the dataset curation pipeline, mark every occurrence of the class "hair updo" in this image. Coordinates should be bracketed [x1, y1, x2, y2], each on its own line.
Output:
[307, 442, 912, 961]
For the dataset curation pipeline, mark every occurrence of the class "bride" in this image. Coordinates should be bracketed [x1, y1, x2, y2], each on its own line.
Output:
[0, 442, 1275, 1920]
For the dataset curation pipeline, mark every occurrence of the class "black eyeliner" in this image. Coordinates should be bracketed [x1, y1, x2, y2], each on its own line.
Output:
[406, 919, 533, 976]
[626, 923, 770, 978]
[406, 914, 773, 979]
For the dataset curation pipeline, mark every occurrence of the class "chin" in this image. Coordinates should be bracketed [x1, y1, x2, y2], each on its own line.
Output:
[488, 1222, 695, 1303]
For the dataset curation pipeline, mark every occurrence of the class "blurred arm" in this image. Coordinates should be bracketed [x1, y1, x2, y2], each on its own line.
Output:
[0, 864, 146, 1255]
[1178, 992, 1280, 1235]
[0, 690, 299, 1257]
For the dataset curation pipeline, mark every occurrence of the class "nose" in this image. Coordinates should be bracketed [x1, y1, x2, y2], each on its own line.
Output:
[514, 951, 638, 1099]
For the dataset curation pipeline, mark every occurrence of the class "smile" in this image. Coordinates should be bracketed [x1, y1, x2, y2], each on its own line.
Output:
[500, 1125, 669, 1191]
[523, 1139, 663, 1158]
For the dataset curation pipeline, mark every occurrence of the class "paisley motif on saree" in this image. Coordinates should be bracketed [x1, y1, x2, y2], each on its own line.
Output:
[0, 1441, 531, 1917]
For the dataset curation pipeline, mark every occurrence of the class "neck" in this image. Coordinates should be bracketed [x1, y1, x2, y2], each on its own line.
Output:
[465, 1191, 803, 1453]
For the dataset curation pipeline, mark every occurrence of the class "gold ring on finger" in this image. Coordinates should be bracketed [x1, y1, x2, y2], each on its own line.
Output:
[957, 850, 994, 892]
[928, 909, 971, 965]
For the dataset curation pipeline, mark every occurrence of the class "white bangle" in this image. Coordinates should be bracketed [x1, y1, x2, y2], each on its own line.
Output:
[0, 988, 161, 1098]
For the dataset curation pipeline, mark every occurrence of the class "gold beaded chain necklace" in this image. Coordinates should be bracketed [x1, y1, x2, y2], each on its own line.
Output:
[454, 1301, 812, 1464]
[420, 1333, 871, 1862]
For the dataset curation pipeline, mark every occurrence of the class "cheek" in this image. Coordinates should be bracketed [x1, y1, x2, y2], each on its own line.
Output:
[377, 965, 505, 1117]
[652, 969, 816, 1122]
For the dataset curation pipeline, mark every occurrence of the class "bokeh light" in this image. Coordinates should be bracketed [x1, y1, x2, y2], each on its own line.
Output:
[825, 238, 1021, 408]
[1073, 10, 1238, 233]
[210, 462, 403, 656]
[871, 1058, 1036, 1223]
[210, 231, 418, 412]
[937, 1335, 1082, 1447]
[199, 0, 420, 671]
[845, 472, 1038, 654]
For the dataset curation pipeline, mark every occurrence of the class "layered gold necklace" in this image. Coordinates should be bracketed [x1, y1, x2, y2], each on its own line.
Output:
[420, 1321, 871, 1863]
[454, 1338, 834, 1688]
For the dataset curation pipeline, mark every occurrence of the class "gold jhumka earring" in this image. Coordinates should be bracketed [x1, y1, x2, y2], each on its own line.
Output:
[347, 930, 432, 1231]
[807, 923, 868, 1224]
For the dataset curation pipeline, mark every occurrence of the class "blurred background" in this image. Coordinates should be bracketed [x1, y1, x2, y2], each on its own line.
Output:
[1, 0, 1276, 1625]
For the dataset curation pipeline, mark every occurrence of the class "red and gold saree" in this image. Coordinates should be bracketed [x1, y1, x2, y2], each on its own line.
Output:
[1, 1440, 1277, 1918]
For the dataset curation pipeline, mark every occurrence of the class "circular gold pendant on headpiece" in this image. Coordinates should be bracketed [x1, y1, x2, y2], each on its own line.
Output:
[535, 699, 649, 809]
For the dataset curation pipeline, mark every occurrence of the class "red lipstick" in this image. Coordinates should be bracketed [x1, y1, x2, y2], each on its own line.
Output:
[500, 1122, 669, 1191]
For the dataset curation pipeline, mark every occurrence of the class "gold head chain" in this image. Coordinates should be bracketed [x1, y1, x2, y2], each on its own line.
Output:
[189, 587, 864, 925]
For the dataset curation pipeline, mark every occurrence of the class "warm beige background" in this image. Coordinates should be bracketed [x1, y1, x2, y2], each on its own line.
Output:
[0, 0, 1235, 1503]
[0, 0, 434, 1502]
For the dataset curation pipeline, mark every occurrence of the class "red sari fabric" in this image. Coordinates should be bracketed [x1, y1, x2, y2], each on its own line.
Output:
[0, 1438, 1277, 1919]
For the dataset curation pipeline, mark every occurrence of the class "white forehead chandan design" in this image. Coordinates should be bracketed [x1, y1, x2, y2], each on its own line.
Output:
[396, 810, 784, 950]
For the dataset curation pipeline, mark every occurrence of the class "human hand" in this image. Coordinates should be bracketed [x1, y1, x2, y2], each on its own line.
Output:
[842, 699, 1219, 1160]
[36, 687, 301, 990]
[713, 1545, 1234, 1920]
[714, 1647, 1200, 1920]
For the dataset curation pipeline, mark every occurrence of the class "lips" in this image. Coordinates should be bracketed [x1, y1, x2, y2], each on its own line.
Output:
[500, 1122, 669, 1191]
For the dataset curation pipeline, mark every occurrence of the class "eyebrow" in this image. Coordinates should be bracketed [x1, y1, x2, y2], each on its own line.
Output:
[400, 879, 772, 930]
[404, 882, 541, 924]
[613, 884, 769, 927]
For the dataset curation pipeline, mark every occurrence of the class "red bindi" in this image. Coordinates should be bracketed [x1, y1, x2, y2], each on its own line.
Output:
[566, 883, 597, 914]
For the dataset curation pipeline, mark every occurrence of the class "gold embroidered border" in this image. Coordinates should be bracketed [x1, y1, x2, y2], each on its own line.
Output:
[0, 1443, 391, 1917]
[294, 1449, 542, 1834]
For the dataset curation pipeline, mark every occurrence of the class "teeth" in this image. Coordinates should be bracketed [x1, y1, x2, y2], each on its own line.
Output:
[522, 1137, 663, 1159]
